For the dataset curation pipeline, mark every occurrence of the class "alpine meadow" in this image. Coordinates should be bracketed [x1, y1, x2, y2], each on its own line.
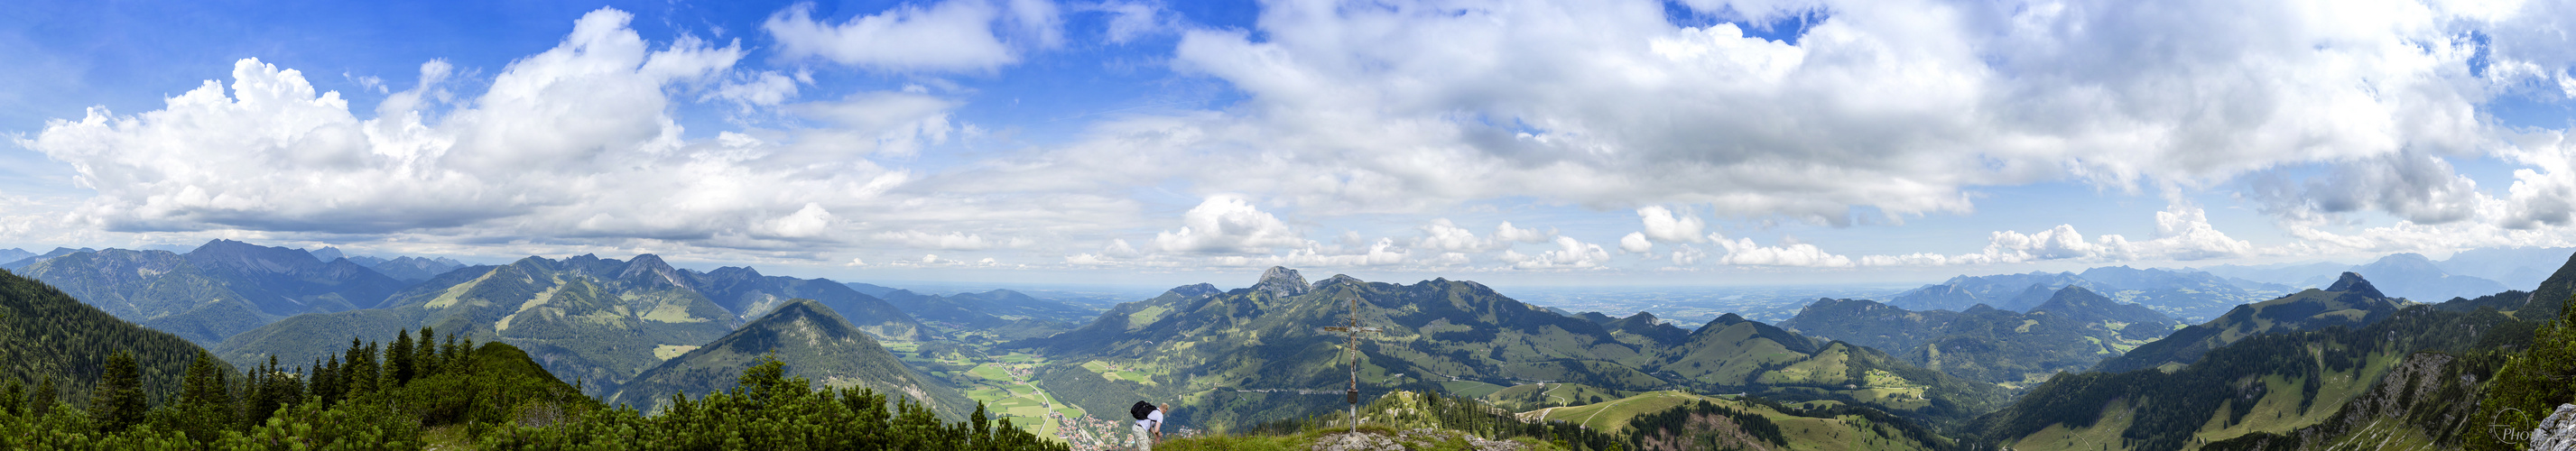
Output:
[8, 1, 2576, 450]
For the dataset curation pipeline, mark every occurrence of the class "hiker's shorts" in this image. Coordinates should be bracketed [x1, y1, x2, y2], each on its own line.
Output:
[1132, 423, 1152, 451]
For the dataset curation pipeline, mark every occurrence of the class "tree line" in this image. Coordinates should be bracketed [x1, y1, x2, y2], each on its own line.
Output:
[0, 326, 1067, 450]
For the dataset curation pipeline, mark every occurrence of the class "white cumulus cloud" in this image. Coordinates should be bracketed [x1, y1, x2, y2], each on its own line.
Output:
[1504, 236, 1611, 269]
[1492, 221, 1556, 244]
[1712, 234, 1854, 267]
[14, 8, 964, 254]
[764, 0, 1059, 72]
[1153, 196, 1311, 253]
[1619, 232, 1654, 253]
[1636, 206, 1708, 243]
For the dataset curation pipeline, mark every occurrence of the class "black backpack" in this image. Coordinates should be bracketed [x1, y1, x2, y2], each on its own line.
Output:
[1129, 401, 1155, 420]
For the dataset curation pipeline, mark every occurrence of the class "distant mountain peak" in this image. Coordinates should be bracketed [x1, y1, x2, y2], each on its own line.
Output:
[1578, 311, 1617, 324]
[752, 299, 852, 334]
[1317, 273, 1364, 290]
[1165, 282, 1222, 299]
[1710, 312, 1748, 325]
[708, 266, 763, 279]
[618, 253, 685, 286]
[1624, 310, 1659, 322]
[2327, 272, 2384, 298]
[2377, 252, 2434, 263]
[2048, 285, 2106, 303]
[2027, 286, 2123, 317]
[189, 239, 317, 262]
[1254, 266, 1310, 297]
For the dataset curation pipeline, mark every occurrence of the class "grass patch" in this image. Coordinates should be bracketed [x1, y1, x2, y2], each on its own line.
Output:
[1439, 380, 1506, 399]
[653, 345, 698, 361]
[2011, 398, 2135, 451]
[969, 364, 1015, 382]
[1520, 391, 1715, 432]
[1128, 306, 1172, 329]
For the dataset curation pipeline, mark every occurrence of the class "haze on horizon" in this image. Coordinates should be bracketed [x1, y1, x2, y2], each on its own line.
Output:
[4, 0, 2576, 288]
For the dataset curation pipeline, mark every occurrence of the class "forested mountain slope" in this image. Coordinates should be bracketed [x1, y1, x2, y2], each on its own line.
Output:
[1016, 267, 2003, 430]
[0, 268, 223, 406]
[1783, 287, 2180, 386]
[213, 255, 735, 396]
[2094, 272, 2405, 373]
[608, 299, 973, 418]
[1972, 303, 2521, 450]
[1890, 267, 2285, 321]
[214, 253, 929, 396]
[16, 240, 410, 345]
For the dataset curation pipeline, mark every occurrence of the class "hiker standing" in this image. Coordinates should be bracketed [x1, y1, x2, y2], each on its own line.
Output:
[1129, 400, 1166, 450]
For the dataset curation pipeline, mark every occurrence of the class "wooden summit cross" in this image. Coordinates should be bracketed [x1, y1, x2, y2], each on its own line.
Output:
[1319, 293, 1380, 436]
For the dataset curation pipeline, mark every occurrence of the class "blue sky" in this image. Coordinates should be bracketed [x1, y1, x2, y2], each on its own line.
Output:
[3, 0, 2575, 288]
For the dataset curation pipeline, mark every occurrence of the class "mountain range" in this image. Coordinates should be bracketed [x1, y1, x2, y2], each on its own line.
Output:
[2344, 253, 2514, 302]
[0, 264, 222, 405]
[1973, 298, 2522, 450]
[1, 247, 97, 271]
[2092, 272, 2407, 373]
[2432, 246, 2576, 289]
[1887, 266, 2289, 322]
[14, 236, 2576, 449]
[13, 240, 409, 345]
[608, 299, 974, 418]
[870, 288, 1097, 341]
[2201, 252, 2527, 302]
[1780, 286, 2181, 386]
[210, 253, 925, 396]
[1016, 267, 2006, 430]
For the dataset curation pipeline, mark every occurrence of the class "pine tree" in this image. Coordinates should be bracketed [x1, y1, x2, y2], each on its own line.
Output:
[441, 333, 463, 373]
[364, 342, 384, 391]
[171, 350, 236, 443]
[265, 355, 302, 407]
[971, 401, 993, 450]
[242, 358, 277, 427]
[415, 327, 439, 376]
[180, 351, 229, 408]
[32, 375, 54, 416]
[315, 355, 342, 407]
[737, 353, 793, 409]
[88, 350, 146, 432]
[1, 379, 22, 417]
[390, 329, 416, 386]
[344, 339, 380, 396]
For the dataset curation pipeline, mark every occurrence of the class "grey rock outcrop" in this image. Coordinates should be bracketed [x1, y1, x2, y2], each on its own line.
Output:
[1254, 266, 1311, 298]
[2534, 403, 2576, 451]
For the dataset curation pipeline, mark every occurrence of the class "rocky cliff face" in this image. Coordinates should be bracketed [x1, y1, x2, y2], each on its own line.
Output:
[2535, 404, 2576, 451]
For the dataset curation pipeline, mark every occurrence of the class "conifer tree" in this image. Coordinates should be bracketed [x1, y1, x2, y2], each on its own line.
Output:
[441, 333, 463, 373]
[180, 351, 228, 408]
[32, 375, 53, 416]
[365, 342, 384, 390]
[242, 358, 277, 427]
[2, 379, 22, 417]
[971, 401, 993, 450]
[345, 339, 380, 396]
[264, 355, 301, 408]
[390, 329, 416, 385]
[314, 355, 342, 407]
[169, 350, 236, 443]
[88, 350, 146, 432]
[342, 338, 367, 396]
[415, 327, 439, 376]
